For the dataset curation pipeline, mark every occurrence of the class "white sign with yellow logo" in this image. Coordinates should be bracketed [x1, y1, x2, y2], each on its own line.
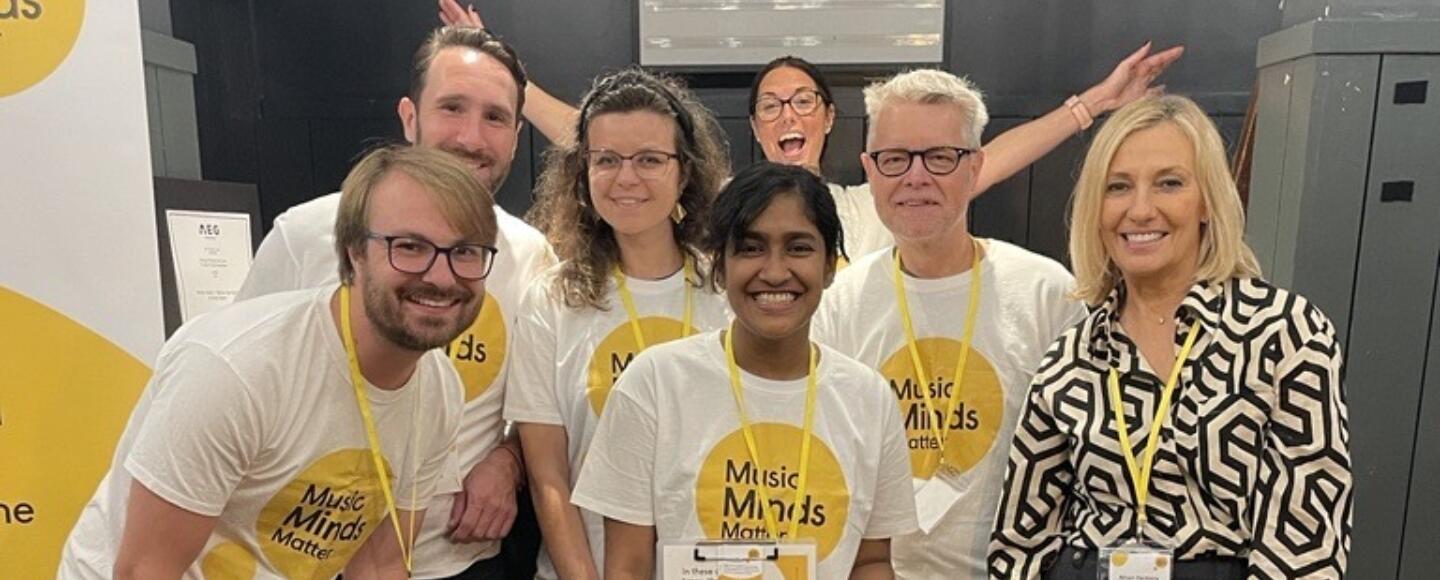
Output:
[0, 0, 161, 577]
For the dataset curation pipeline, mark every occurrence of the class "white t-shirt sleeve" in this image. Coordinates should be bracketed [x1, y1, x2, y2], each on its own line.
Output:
[810, 292, 840, 348]
[503, 279, 563, 425]
[1034, 263, 1087, 347]
[862, 373, 920, 539]
[124, 343, 265, 517]
[235, 221, 302, 301]
[570, 358, 659, 527]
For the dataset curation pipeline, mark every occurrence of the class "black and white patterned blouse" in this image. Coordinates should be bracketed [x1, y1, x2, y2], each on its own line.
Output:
[988, 277, 1352, 579]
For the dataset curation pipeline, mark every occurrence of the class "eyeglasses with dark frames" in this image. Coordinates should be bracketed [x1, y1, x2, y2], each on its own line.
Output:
[365, 233, 498, 281]
[866, 146, 975, 177]
[753, 88, 826, 122]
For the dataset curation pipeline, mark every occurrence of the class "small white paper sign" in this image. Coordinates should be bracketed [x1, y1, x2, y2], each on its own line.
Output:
[165, 210, 253, 322]
[660, 540, 816, 580]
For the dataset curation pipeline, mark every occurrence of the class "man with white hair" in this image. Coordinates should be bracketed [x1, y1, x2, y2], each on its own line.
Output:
[811, 69, 1085, 578]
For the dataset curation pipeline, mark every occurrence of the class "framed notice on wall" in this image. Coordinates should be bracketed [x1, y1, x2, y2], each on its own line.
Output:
[638, 0, 946, 67]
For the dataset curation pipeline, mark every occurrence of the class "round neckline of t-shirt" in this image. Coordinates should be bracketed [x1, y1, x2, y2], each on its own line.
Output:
[892, 238, 998, 294]
[319, 285, 424, 405]
[702, 329, 829, 395]
[615, 265, 690, 295]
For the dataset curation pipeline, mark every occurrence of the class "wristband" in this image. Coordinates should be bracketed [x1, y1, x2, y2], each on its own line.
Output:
[1065, 95, 1094, 131]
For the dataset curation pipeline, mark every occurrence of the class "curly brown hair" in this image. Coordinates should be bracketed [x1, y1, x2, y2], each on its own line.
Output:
[528, 68, 731, 310]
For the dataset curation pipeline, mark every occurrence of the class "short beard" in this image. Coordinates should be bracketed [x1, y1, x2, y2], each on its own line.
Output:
[362, 277, 480, 352]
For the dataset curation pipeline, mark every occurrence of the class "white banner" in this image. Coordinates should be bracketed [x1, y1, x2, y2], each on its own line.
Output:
[0, 0, 164, 576]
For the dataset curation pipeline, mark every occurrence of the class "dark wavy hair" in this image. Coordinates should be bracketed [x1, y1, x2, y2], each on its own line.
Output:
[528, 68, 731, 310]
[747, 56, 836, 167]
[703, 161, 845, 290]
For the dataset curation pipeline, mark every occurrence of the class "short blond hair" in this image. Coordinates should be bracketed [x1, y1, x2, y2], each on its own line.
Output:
[1068, 95, 1260, 305]
[334, 144, 498, 284]
[863, 69, 988, 148]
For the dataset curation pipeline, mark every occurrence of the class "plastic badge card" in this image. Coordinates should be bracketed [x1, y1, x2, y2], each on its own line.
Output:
[661, 539, 816, 580]
[1098, 542, 1172, 580]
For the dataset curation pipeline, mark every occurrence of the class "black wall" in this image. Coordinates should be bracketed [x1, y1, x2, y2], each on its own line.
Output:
[173, 1, 1281, 262]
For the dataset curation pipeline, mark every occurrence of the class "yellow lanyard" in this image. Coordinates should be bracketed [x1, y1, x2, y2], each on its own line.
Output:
[1107, 320, 1201, 534]
[614, 260, 695, 351]
[891, 239, 982, 466]
[723, 322, 818, 541]
[339, 286, 418, 573]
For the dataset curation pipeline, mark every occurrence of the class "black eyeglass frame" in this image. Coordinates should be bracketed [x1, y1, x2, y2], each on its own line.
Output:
[752, 88, 828, 122]
[365, 232, 499, 281]
[865, 146, 976, 177]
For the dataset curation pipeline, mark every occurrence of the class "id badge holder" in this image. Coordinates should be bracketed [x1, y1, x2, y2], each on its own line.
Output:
[660, 539, 817, 580]
[1098, 539, 1172, 580]
[913, 466, 964, 534]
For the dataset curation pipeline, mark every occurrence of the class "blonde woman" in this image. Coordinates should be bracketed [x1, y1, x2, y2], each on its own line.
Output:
[989, 95, 1351, 579]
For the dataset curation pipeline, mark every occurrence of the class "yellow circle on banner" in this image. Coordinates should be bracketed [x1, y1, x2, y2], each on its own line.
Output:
[0, 0, 85, 97]
[586, 316, 692, 415]
[879, 337, 1003, 479]
[1111, 551, 1129, 567]
[0, 286, 150, 577]
[694, 423, 849, 562]
[255, 449, 390, 578]
[200, 541, 258, 579]
[448, 291, 505, 402]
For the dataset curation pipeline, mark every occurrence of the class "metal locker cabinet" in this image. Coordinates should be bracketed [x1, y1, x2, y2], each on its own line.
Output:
[1249, 18, 1440, 579]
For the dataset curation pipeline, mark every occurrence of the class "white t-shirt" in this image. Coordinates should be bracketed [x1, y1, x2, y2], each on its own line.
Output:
[829, 182, 893, 263]
[571, 331, 919, 579]
[810, 239, 1085, 579]
[59, 287, 461, 579]
[233, 192, 555, 576]
[505, 264, 731, 579]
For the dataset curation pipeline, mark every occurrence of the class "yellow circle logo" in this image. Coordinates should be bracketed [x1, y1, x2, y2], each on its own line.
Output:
[447, 291, 506, 402]
[255, 449, 390, 578]
[0, 0, 85, 97]
[694, 423, 849, 562]
[0, 286, 150, 577]
[586, 316, 694, 415]
[879, 337, 1003, 479]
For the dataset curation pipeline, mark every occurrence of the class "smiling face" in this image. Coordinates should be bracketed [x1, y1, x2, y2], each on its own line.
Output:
[1100, 121, 1207, 286]
[723, 193, 832, 344]
[398, 47, 522, 193]
[350, 171, 484, 352]
[862, 101, 984, 243]
[585, 110, 683, 242]
[751, 66, 835, 171]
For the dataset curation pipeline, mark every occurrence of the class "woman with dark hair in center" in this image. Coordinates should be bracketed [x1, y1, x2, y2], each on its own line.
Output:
[572, 162, 918, 579]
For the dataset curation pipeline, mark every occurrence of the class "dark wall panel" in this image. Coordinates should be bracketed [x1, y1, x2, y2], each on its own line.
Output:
[972, 117, 1031, 247]
[177, 0, 1278, 235]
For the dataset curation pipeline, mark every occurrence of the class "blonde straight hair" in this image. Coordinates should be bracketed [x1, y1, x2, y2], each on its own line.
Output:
[1069, 95, 1260, 305]
[334, 144, 498, 284]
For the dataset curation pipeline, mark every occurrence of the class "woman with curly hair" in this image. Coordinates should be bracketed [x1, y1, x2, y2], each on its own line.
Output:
[503, 68, 733, 580]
